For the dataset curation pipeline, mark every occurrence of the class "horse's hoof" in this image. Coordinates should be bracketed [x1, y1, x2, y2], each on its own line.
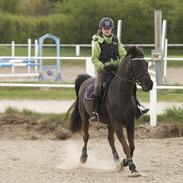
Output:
[122, 159, 128, 167]
[115, 161, 123, 172]
[80, 155, 87, 163]
[128, 171, 141, 177]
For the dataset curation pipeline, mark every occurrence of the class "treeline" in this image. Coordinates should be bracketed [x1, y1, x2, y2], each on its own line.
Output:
[0, 0, 182, 44]
[0, 13, 75, 43]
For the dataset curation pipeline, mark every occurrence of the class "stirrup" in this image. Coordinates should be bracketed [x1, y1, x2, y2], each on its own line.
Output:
[139, 104, 149, 112]
[136, 105, 149, 119]
[89, 112, 99, 122]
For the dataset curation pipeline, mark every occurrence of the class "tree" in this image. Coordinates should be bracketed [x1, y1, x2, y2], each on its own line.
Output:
[31, 0, 52, 15]
[0, 0, 20, 14]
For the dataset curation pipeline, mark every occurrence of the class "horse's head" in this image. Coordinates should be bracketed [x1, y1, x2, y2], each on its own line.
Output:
[124, 46, 153, 91]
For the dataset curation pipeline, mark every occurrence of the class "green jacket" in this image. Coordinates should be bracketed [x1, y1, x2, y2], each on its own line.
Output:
[92, 34, 126, 71]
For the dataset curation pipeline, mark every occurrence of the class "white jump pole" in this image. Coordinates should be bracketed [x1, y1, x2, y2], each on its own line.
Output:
[28, 38, 31, 58]
[11, 41, 15, 57]
[150, 79, 157, 126]
[154, 10, 162, 85]
[34, 39, 38, 74]
[163, 39, 168, 82]
[161, 20, 167, 51]
[11, 41, 15, 74]
[117, 19, 122, 41]
[76, 45, 80, 56]
[27, 39, 31, 74]
[161, 20, 167, 83]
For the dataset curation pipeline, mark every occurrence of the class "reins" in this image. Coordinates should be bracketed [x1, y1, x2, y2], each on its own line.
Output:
[112, 57, 148, 85]
[112, 71, 135, 84]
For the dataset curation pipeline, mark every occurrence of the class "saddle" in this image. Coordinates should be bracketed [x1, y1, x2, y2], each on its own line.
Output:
[85, 73, 115, 101]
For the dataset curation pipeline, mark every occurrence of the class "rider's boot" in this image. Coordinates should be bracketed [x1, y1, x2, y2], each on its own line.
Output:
[133, 84, 149, 119]
[136, 104, 149, 119]
[89, 95, 100, 122]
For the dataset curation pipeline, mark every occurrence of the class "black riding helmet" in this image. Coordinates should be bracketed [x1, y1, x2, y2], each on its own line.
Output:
[99, 17, 114, 29]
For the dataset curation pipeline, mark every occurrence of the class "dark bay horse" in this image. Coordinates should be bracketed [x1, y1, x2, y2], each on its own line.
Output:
[67, 46, 153, 175]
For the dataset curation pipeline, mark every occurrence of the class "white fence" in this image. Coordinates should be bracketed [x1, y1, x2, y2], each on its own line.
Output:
[0, 56, 182, 127]
[1, 42, 183, 56]
[0, 42, 183, 126]
[150, 82, 183, 126]
[0, 42, 182, 79]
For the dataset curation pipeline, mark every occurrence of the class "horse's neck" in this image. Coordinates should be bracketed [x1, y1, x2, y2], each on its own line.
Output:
[111, 62, 134, 99]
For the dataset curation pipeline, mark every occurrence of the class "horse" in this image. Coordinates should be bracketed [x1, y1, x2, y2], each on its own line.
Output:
[67, 46, 153, 176]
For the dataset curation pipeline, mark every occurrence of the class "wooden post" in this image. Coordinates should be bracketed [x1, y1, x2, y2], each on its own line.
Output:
[117, 20, 122, 42]
[154, 10, 162, 85]
[150, 79, 157, 126]
[161, 20, 167, 83]
[34, 39, 38, 74]
[12, 41, 15, 57]
[76, 45, 80, 56]
[27, 39, 31, 74]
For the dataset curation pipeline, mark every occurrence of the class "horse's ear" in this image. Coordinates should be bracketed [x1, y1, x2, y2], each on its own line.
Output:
[132, 46, 137, 56]
[138, 46, 144, 55]
[126, 46, 136, 57]
[131, 46, 144, 57]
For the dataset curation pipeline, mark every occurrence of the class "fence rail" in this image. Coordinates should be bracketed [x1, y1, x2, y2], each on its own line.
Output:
[0, 42, 183, 126]
[0, 43, 183, 47]
[150, 81, 183, 126]
[0, 83, 74, 88]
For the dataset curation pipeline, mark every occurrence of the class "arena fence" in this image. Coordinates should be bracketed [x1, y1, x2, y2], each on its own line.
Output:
[0, 56, 182, 126]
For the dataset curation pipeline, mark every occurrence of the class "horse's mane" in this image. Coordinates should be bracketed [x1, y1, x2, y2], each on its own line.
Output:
[119, 46, 144, 72]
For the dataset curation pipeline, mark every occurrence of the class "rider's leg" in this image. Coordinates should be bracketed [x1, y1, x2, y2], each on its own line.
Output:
[89, 95, 101, 122]
[89, 71, 107, 122]
[133, 84, 149, 119]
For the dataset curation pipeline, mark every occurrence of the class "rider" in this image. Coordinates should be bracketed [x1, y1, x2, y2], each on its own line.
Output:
[89, 17, 149, 122]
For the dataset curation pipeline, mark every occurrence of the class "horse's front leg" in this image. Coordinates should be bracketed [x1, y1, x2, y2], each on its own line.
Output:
[80, 121, 89, 163]
[115, 125, 140, 176]
[107, 125, 123, 171]
[126, 123, 135, 157]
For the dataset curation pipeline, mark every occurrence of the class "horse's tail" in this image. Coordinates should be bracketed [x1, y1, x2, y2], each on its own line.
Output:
[69, 74, 91, 133]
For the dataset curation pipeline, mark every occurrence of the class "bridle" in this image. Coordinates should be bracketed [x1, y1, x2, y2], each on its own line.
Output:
[112, 57, 149, 85]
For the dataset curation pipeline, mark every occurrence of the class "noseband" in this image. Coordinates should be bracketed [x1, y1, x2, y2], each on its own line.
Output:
[113, 57, 148, 85]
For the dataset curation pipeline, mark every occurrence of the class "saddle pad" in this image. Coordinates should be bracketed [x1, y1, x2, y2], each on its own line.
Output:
[85, 83, 94, 100]
[85, 73, 115, 101]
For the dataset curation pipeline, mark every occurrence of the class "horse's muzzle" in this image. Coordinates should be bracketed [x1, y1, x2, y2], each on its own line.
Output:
[141, 79, 153, 92]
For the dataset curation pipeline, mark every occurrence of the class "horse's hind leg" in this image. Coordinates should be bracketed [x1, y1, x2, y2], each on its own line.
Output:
[108, 125, 123, 171]
[80, 119, 89, 163]
[107, 125, 119, 162]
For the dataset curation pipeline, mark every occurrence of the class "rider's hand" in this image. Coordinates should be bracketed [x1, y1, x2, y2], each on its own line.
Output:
[104, 64, 118, 72]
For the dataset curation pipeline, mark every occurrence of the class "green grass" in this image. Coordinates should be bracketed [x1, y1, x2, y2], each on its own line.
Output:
[0, 46, 182, 68]
[139, 107, 183, 125]
[0, 46, 91, 57]
[4, 106, 183, 126]
[167, 61, 183, 67]
[157, 90, 183, 102]
[158, 107, 183, 124]
[0, 87, 76, 100]
[0, 46, 87, 66]
[137, 89, 183, 102]
[0, 46, 182, 57]
[0, 87, 182, 101]
[5, 106, 66, 123]
[3, 107, 71, 139]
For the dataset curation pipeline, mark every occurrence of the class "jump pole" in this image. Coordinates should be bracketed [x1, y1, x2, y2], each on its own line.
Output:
[117, 19, 122, 41]
[28, 39, 31, 74]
